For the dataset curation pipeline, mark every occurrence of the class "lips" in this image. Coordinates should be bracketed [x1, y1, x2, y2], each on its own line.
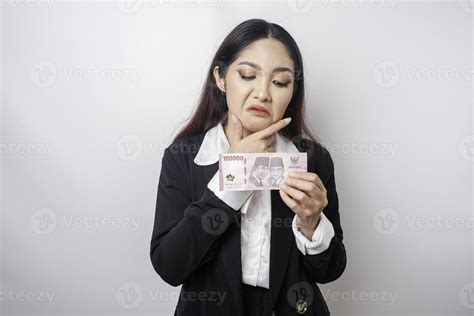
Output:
[248, 105, 270, 115]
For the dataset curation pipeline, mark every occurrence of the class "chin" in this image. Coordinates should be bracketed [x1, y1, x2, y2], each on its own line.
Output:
[242, 115, 272, 132]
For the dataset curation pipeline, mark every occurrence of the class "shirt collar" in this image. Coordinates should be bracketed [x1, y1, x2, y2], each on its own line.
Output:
[193, 121, 300, 166]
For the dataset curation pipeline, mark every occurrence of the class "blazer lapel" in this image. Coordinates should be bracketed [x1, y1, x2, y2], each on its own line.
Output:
[201, 163, 243, 314]
[265, 138, 306, 311]
[265, 189, 295, 312]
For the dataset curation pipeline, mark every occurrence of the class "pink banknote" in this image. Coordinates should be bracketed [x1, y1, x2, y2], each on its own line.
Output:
[218, 153, 308, 191]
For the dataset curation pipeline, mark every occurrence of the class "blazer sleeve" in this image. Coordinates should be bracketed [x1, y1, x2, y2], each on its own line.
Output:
[301, 148, 347, 284]
[150, 145, 239, 286]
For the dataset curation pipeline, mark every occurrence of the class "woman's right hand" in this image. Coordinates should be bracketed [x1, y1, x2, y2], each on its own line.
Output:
[229, 114, 292, 154]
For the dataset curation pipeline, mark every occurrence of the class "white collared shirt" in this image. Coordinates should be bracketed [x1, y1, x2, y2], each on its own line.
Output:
[193, 121, 335, 289]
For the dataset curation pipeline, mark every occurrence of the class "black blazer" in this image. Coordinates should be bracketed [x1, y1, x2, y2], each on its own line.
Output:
[150, 132, 347, 316]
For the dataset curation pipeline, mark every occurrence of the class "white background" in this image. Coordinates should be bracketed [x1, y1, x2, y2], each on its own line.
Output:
[1, 0, 473, 315]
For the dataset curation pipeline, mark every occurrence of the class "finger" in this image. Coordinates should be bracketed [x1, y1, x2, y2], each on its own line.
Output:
[251, 117, 291, 140]
[258, 135, 276, 153]
[231, 114, 243, 142]
[265, 134, 276, 148]
[289, 172, 326, 194]
[279, 183, 314, 209]
[279, 189, 305, 216]
[285, 177, 321, 199]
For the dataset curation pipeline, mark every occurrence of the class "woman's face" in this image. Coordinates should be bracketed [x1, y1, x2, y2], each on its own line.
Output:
[215, 38, 295, 133]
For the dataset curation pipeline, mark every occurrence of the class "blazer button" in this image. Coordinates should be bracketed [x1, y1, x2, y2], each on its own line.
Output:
[295, 299, 308, 314]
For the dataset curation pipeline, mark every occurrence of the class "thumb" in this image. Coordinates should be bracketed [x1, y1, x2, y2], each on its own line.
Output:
[231, 114, 243, 142]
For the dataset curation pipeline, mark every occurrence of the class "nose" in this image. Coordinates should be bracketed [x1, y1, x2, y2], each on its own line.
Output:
[254, 78, 271, 103]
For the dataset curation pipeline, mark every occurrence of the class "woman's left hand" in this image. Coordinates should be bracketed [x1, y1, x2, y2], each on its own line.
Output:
[279, 171, 328, 240]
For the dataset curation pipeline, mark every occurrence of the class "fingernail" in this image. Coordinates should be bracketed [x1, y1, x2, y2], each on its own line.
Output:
[231, 114, 238, 125]
[285, 117, 292, 123]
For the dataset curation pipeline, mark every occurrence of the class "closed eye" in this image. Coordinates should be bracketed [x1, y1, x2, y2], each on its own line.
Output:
[273, 80, 290, 88]
[239, 75, 290, 88]
[240, 75, 256, 81]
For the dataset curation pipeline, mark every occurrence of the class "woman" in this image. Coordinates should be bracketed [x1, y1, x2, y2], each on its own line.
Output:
[150, 19, 347, 316]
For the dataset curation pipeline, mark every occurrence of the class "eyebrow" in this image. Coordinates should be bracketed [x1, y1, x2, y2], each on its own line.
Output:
[237, 61, 294, 76]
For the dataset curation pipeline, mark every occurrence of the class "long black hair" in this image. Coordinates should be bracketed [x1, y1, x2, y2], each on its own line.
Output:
[173, 18, 317, 144]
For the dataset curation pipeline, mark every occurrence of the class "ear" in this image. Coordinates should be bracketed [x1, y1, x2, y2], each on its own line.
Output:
[213, 65, 226, 94]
